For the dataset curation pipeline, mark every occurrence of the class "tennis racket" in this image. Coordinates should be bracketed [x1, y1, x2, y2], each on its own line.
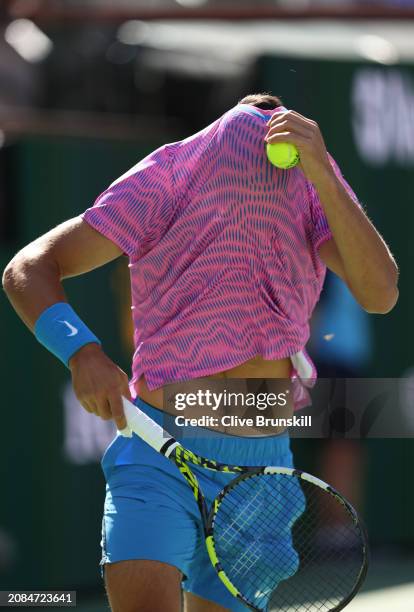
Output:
[121, 397, 369, 612]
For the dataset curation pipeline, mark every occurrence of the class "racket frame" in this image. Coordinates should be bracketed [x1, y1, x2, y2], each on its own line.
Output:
[121, 398, 369, 612]
[205, 467, 370, 612]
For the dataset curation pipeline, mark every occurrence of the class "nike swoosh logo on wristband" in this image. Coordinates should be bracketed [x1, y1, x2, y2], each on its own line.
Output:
[58, 320, 79, 337]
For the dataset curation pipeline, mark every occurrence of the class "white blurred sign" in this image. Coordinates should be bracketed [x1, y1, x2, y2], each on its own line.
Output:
[62, 381, 116, 465]
[352, 68, 414, 166]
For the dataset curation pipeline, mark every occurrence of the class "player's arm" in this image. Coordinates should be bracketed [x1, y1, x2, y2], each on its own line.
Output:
[312, 183, 398, 314]
[2, 216, 130, 429]
[266, 110, 399, 314]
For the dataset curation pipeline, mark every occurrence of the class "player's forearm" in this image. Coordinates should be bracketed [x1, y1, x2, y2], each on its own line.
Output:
[313, 169, 399, 314]
[2, 249, 67, 330]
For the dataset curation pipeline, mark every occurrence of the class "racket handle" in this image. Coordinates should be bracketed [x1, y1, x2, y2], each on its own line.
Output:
[121, 397, 175, 453]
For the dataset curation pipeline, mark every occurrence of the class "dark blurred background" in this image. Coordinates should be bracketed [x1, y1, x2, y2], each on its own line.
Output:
[1, 1, 414, 610]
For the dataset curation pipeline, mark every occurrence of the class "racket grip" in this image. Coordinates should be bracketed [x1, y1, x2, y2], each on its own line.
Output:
[121, 397, 175, 452]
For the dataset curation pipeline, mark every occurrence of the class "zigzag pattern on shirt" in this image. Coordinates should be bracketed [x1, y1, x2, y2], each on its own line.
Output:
[82, 104, 360, 405]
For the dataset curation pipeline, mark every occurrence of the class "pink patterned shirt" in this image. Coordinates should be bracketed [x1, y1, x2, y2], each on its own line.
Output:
[81, 104, 360, 408]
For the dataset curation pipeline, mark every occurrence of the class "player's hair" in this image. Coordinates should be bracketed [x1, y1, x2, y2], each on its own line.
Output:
[238, 93, 283, 110]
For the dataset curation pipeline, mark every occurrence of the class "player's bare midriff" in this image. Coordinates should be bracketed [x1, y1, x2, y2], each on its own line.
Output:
[134, 355, 293, 436]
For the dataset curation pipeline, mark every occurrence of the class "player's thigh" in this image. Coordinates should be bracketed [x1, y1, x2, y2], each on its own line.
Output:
[105, 559, 182, 612]
[184, 591, 230, 612]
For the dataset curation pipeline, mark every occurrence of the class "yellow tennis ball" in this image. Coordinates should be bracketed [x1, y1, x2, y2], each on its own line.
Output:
[266, 142, 300, 169]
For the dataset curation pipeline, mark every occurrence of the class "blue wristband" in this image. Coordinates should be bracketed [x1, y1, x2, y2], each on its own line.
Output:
[34, 302, 102, 367]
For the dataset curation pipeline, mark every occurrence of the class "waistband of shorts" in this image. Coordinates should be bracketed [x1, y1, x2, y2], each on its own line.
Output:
[133, 396, 291, 466]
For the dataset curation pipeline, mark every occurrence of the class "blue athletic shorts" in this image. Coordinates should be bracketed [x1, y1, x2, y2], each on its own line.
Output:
[100, 396, 298, 611]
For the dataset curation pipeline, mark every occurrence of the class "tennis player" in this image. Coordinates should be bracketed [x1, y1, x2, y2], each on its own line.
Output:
[3, 93, 398, 612]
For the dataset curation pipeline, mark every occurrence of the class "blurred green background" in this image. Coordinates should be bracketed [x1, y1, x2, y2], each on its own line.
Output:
[1, 5, 414, 609]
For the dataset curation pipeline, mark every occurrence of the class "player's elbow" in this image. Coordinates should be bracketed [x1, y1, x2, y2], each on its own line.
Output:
[2, 251, 44, 297]
[2, 258, 19, 296]
[361, 285, 399, 314]
[2, 254, 30, 298]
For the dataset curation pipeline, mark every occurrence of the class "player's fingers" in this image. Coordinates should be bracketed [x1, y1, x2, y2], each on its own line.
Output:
[266, 111, 299, 129]
[286, 109, 317, 126]
[121, 377, 132, 402]
[266, 109, 287, 125]
[266, 109, 316, 128]
[96, 397, 112, 421]
[108, 393, 127, 430]
[265, 131, 308, 147]
[79, 399, 95, 414]
[266, 121, 311, 141]
[77, 393, 99, 415]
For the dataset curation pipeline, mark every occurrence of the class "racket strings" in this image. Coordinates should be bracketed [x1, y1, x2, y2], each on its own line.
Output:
[218, 486, 264, 548]
[211, 473, 366, 612]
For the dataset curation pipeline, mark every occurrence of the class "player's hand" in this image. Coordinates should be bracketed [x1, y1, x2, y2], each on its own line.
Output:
[265, 110, 334, 185]
[68, 343, 130, 430]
